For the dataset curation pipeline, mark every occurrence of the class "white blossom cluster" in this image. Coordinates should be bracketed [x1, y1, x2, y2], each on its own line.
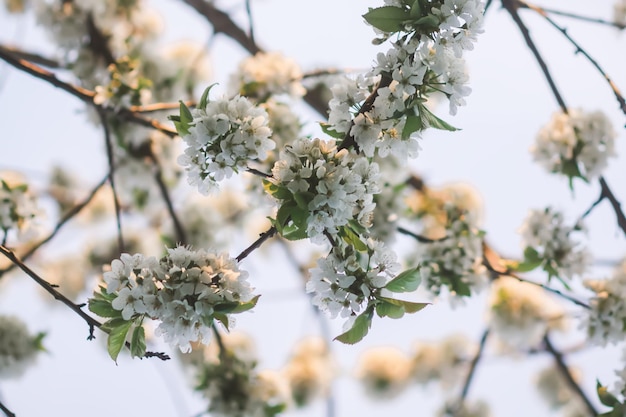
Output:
[356, 346, 413, 398]
[531, 109, 616, 180]
[271, 137, 381, 243]
[612, 347, 626, 400]
[436, 399, 492, 417]
[307, 240, 399, 322]
[417, 206, 487, 300]
[583, 260, 626, 346]
[614, 0, 626, 27]
[230, 51, 306, 99]
[103, 246, 254, 352]
[412, 334, 475, 387]
[190, 333, 291, 417]
[282, 337, 334, 407]
[519, 207, 591, 281]
[0, 175, 42, 242]
[535, 365, 584, 411]
[0, 315, 43, 379]
[179, 95, 275, 194]
[488, 276, 565, 349]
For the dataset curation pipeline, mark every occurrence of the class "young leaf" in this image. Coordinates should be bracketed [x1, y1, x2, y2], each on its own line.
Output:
[320, 123, 346, 140]
[363, 6, 410, 33]
[334, 308, 374, 345]
[129, 325, 146, 358]
[384, 267, 421, 293]
[378, 296, 429, 313]
[402, 114, 423, 138]
[213, 313, 229, 331]
[106, 319, 133, 362]
[339, 226, 368, 252]
[230, 295, 261, 313]
[597, 380, 620, 408]
[198, 83, 217, 109]
[418, 104, 459, 131]
[88, 298, 122, 318]
[375, 300, 405, 319]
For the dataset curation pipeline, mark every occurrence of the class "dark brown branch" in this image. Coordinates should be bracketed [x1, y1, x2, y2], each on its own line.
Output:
[396, 226, 448, 243]
[0, 245, 169, 360]
[129, 101, 195, 113]
[520, 1, 626, 120]
[0, 44, 60, 68]
[543, 335, 598, 416]
[519, 4, 626, 29]
[599, 176, 626, 237]
[244, 0, 256, 47]
[0, 400, 15, 417]
[148, 153, 187, 245]
[98, 109, 125, 254]
[235, 226, 277, 262]
[451, 328, 489, 410]
[246, 167, 272, 178]
[181, 0, 329, 117]
[0, 175, 108, 278]
[502, 0, 568, 113]
[0, 46, 177, 137]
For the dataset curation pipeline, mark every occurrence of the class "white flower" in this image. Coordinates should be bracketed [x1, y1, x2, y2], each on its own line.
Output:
[0, 174, 43, 242]
[531, 109, 616, 180]
[356, 346, 412, 398]
[231, 51, 305, 98]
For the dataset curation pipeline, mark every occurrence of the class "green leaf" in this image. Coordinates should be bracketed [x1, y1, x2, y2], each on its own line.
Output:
[363, 6, 410, 33]
[384, 267, 421, 292]
[413, 14, 440, 29]
[88, 298, 122, 318]
[282, 222, 309, 241]
[379, 296, 429, 313]
[320, 123, 345, 140]
[293, 192, 314, 210]
[105, 319, 133, 362]
[334, 308, 373, 345]
[230, 295, 261, 313]
[409, 0, 422, 18]
[418, 104, 459, 131]
[375, 300, 405, 319]
[597, 380, 620, 408]
[198, 83, 217, 109]
[170, 100, 193, 136]
[276, 201, 297, 232]
[213, 313, 229, 331]
[262, 180, 293, 201]
[129, 325, 146, 358]
[339, 226, 367, 252]
[402, 114, 424, 138]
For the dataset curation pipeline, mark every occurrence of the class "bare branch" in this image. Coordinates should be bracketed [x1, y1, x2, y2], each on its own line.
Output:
[235, 226, 277, 262]
[0, 400, 15, 417]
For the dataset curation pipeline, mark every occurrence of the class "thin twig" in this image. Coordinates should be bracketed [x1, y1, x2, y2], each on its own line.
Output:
[0, 44, 60, 68]
[520, 0, 626, 120]
[235, 226, 277, 262]
[456, 329, 490, 407]
[519, 4, 626, 29]
[599, 176, 626, 237]
[246, 167, 272, 178]
[245, 0, 256, 47]
[181, 0, 329, 117]
[129, 101, 195, 113]
[502, 0, 568, 113]
[0, 175, 108, 278]
[396, 226, 448, 243]
[149, 153, 187, 245]
[0, 245, 169, 360]
[0, 46, 177, 137]
[0, 400, 15, 417]
[543, 335, 598, 416]
[98, 109, 125, 254]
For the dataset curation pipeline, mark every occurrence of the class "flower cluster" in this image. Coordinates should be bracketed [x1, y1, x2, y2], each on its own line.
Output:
[488, 276, 565, 349]
[356, 346, 413, 398]
[282, 337, 334, 407]
[230, 51, 306, 99]
[190, 333, 291, 417]
[416, 205, 487, 300]
[436, 399, 492, 417]
[0, 315, 44, 379]
[326, 0, 484, 158]
[307, 239, 399, 322]
[535, 365, 584, 411]
[0, 175, 42, 242]
[518, 207, 590, 281]
[614, 0, 626, 27]
[94, 246, 256, 353]
[583, 260, 626, 346]
[177, 95, 275, 194]
[531, 109, 616, 182]
[411, 334, 475, 387]
[270, 137, 381, 243]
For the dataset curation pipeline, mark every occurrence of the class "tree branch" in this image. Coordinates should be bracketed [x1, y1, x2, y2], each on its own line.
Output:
[0, 175, 109, 278]
[0, 400, 15, 417]
[599, 176, 626, 237]
[235, 226, 277, 262]
[519, 4, 626, 29]
[520, 0, 626, 121]
[543, 335, 598, 416]
[502, 0, 568, 113]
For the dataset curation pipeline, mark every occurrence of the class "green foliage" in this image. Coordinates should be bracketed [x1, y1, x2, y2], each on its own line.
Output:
[320, 122, 345, 140]
[88, 287, 122, 319]
[169, 101, 193, 136]
[199, 83, 217, 109]
[129, 325, 146, 358]
[597, 380, 626, 416]
[334, 307, 374, 345]
[102, 318, 133, 362]
[363, 6, 411, 33]
[384, 267, 421, 292]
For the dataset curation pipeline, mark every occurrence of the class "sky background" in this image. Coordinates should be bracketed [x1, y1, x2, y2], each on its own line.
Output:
[0, 1, 625, 416]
